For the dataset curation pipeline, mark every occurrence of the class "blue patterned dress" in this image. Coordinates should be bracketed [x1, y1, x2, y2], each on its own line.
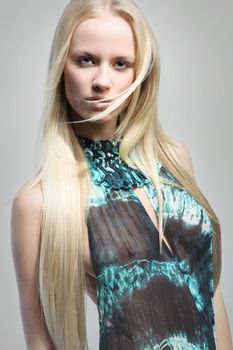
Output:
[78, 136, 216, 350]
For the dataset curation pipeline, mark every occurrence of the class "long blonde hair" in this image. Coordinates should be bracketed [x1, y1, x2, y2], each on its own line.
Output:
[15, 0, 221, 349]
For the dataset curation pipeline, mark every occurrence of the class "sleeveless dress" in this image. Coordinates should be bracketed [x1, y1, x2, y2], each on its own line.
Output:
[78, 136, 216, 350]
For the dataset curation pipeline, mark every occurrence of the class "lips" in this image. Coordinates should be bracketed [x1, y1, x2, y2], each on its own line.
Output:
[86, 96, 112, 103]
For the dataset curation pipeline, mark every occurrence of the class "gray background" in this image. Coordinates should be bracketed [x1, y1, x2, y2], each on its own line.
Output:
[1, 0, 232, 348]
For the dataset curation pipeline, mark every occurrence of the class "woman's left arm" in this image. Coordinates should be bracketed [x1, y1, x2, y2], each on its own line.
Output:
[171, 137, 233, 349]
[214, 284, 233, 349]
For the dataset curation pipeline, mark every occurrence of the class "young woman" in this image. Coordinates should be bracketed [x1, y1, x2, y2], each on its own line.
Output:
[11, 0, 232, 349]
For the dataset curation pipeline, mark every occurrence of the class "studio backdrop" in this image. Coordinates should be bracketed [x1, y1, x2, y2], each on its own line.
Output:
[1, 0, 232, 348]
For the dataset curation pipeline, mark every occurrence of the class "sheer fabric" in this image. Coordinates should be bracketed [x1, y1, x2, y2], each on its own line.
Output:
[78, 137, 216, 350]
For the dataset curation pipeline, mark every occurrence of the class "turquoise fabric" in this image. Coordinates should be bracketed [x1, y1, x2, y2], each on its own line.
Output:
[78, 137, 216, 350]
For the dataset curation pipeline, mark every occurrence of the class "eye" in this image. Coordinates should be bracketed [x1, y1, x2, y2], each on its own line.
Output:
[76, 56, 94, 66]
[115, 60, 132, 70]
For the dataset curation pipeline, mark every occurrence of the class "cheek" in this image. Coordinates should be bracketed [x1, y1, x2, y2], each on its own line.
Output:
[117, 71, 134, 90]
[63, 68, 86, 97]
[63, 70, 82, 114]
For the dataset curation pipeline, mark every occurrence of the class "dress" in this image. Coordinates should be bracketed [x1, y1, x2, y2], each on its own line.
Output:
[78, 136, 216, 350]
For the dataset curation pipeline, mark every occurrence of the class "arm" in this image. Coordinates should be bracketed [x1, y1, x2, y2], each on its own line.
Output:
[85, 272, 97, 305]
[11, 183, 55, 350]
[171, 137, 233, 348]
[214, 284, 233, 349]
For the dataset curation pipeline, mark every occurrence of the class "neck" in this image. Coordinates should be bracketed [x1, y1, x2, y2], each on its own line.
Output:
[69, 107, 118, 141]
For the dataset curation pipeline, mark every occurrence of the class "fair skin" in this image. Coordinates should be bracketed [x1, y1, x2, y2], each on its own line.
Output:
[11, 13, 232, 350]
[63, 14, 136, 140]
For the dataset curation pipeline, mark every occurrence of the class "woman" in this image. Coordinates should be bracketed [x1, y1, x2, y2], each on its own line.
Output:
[11, 0, 232, 349]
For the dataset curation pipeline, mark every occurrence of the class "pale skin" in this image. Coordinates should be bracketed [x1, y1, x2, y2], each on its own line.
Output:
[11, 12, 232, 350]
[63, 14, 136, 140]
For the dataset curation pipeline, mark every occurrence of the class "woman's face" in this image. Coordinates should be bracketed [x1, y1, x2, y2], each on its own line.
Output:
[63, 14, 136, 125]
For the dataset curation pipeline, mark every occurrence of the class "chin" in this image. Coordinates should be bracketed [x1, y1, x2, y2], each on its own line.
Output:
[82, 112, 119, 124]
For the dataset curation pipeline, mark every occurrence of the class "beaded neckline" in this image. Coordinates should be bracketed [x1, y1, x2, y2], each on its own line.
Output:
[77, 136, 163, 190]
[77, 136, 149, 189]
[77, 136, 121, 156]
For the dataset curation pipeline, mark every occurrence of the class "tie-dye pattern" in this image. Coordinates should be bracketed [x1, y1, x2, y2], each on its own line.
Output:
[78, 137, 216, 350]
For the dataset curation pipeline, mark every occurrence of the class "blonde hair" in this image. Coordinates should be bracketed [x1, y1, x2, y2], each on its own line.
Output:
[15, 0, 221, 349]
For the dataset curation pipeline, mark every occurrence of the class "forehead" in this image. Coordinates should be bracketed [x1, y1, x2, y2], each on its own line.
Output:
[69, 15, 136, 57]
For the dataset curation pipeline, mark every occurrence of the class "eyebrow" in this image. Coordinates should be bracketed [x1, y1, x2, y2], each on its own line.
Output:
[72, 50, 135, 62]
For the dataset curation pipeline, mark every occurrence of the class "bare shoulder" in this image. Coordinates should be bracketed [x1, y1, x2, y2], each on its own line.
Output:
[12, 181, 43, 216]
[169, 136, 196, 182]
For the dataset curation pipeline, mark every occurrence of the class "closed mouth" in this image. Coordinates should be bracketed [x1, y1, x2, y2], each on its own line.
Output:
[86, 96, 112, 103]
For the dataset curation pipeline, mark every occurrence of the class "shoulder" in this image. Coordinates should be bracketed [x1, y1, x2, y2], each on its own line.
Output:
[169, 136, 196, 182]
[11, 181, 43, 248]
[12, 181, 43, 220]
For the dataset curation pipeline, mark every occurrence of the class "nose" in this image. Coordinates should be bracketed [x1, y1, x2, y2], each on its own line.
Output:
[92, 65, 112, 92]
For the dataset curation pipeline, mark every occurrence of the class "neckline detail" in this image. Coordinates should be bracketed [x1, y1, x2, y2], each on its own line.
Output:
[77, 136, 153, 189]
[77, 136, 120, 153]
[78, 136, 120, 158]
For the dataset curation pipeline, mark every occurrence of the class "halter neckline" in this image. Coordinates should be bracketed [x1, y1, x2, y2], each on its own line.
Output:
[76, 135, 154, 190]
